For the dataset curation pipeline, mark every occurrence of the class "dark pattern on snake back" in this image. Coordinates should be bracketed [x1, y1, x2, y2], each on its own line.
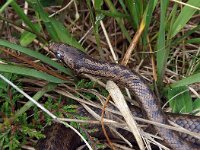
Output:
[50, 43, 200, 150]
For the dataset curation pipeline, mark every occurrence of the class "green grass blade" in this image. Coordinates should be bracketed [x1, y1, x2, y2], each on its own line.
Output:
[87, 0, 104, 59]
[170, 73, 200, 88]
[0, 0, 13, 14]
[14, 83, 57, 119]
[27, 0, 84, 51]
[167, 86, 192, 113]
[172, 25, 200, 46]
[186, 38, 200, 44]
[124, 0, 140, 28]
[118, 0, 129, 15]
[95, 10, 129, 18]
[156, 0, 169, 85]
[193, 98, 200, 111]
[170, 0, 200, 38]
[10, 1, 42, 39]
[104, 0, 131, 42]
[0, 40, 72, 76]
[142, 0, 158, 45]
[0, 64, 65, 83]
[20, 31, 37, 47]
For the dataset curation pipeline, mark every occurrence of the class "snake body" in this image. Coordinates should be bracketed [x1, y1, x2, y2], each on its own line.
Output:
[49, 43, 200, 150]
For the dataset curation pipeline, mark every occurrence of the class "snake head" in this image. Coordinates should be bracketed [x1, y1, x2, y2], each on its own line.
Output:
[50, 43, 85, 71]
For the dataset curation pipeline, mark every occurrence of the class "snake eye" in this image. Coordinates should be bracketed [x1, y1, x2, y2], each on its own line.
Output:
[56, 51, 63, 59]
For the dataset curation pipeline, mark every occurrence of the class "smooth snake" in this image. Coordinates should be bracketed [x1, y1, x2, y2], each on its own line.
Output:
[37, 43, 200, 150]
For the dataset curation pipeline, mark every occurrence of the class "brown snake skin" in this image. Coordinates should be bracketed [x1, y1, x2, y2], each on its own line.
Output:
[48, 43, 200, 150]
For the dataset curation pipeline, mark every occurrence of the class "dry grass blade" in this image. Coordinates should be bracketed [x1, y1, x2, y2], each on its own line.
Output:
[106, 80, 145, 150]
[121, 20, 145, 65]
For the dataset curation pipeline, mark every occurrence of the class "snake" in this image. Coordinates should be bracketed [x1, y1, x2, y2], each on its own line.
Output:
[45, 43, 200, 150]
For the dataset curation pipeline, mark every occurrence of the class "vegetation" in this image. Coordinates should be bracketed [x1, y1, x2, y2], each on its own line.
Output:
[0, 0, 200, 149]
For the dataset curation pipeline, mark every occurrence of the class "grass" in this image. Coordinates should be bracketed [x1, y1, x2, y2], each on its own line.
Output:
[0, 0, 200, 149]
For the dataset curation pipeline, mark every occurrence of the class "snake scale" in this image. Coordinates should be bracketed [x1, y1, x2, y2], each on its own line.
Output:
[41, 43, 200, 150]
